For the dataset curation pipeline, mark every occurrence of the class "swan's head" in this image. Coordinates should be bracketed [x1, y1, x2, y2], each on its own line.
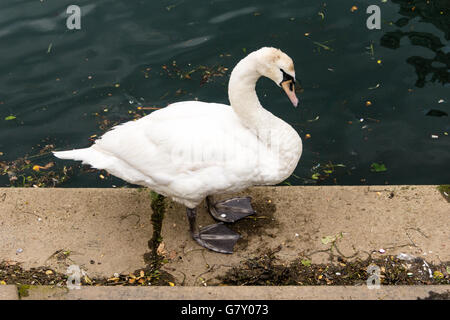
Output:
[254, 47, 299, 107]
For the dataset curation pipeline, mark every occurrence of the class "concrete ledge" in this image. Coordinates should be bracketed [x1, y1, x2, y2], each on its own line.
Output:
[0, 285, 19, 300]
[18, 285, 450, 300]
[1, 186, 448, 288]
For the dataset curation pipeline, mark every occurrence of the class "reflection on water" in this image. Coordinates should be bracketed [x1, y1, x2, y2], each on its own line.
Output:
[391, 0, 449, 39]
[0, 0, 448, 187]
[381, 0, 449, 87]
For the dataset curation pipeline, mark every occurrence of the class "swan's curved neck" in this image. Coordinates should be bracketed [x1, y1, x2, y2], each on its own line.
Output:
[227, 53, 303, 183]
[228, 54, 265, 128]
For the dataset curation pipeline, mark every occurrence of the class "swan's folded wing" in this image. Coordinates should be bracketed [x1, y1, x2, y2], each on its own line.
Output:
[93, 102, 263, 190]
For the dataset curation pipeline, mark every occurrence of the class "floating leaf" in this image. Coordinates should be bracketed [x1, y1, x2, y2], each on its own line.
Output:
[311, 173, 320, 180]
[313, 41, 333, 51]
[307, 115, 320, 122]
[5, 115, 16, 121]
[370, 163, 387, 172]
[32, 162, 54, 172]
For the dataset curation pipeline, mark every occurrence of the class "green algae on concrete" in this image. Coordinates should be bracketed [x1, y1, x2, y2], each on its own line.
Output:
[149, 191, 166, 259]
[438, 185, 450, 202]
[140, 190, 176, 286]
[17, 284, 30, 298]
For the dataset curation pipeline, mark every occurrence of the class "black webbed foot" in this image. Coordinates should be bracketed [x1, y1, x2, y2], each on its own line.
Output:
[206, 196, 255, 223]
[186, 207, 240, 254]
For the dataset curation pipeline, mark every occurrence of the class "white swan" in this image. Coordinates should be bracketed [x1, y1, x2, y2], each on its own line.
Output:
[54, 47, 302, 253]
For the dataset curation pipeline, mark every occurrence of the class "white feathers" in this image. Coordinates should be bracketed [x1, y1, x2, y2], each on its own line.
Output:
[54, 48, 302, 208]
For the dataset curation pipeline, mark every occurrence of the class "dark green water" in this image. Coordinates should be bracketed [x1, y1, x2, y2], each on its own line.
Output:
[0, 0, 449, 187]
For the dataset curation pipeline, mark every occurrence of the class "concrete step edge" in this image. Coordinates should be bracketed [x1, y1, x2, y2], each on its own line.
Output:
[3, 285, 448, 300]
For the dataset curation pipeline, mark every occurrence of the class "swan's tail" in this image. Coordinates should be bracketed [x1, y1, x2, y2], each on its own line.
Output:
[53, 147, 112, 168]
[53, 147, 150, 186]
[53, 148, 89, 161]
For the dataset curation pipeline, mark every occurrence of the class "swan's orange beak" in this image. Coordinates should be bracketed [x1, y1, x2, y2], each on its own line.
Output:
[281, 80, 298, 107]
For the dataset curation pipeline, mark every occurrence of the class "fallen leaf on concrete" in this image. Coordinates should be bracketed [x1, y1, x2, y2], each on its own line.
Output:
[157, 242, 166, 255]
[321, 235, 335, 244]
[301, 259, 311, 267]
[84, 275, 92, 284]
[107, 277, 120, 282]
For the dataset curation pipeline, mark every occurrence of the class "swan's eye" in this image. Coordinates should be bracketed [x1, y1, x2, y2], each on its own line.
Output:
[280, 68, 295, 86]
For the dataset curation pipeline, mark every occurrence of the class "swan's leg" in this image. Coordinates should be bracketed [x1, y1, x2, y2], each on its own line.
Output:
[206, 196, 255, 223]
[186, 207, 240, 254]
